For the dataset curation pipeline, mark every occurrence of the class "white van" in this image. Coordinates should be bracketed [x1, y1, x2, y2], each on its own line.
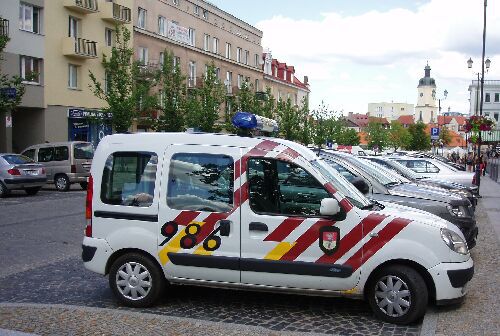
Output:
[82, 131, 473, 325]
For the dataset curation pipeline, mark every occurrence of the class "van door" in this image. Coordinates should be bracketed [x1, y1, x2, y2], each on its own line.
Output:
[157, 145, 241, 283]
[240, 157, 362, 291]
[37, 146, 55, 182]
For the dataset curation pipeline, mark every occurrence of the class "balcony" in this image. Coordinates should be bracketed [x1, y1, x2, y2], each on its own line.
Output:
[102, 2, 131, 24]
[63, 37, 97, 59]
[0, 18, 8, 37]
[64, 0, 98, 14]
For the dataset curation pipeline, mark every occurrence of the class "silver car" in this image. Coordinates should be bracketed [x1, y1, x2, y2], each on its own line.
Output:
[0, 154, 47, 197]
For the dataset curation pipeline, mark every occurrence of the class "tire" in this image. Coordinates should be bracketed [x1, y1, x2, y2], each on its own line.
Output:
[80, 182, 88, 190]
[25, 187, 41, 195]
[54, 174, 70, 192]
[367, 265, 428, 325]
[0, 182, 10, 198]
[109, 253, 166, 308]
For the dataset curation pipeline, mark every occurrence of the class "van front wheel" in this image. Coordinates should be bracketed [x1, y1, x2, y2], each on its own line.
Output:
[109, 253, 165, 308]
[367, 265, 428, 324]
[54, 175, 70, 192]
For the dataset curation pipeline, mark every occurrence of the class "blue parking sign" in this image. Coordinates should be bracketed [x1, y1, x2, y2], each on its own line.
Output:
[431, 127, 440, 140]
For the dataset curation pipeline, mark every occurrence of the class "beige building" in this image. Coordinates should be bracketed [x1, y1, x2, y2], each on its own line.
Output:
[367, 102, 414, 121]
[415, 63, 437, 124]
[0, 0, 133, 152]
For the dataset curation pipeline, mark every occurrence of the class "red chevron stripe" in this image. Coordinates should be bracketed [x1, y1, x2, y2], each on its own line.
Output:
[264, 217, 305, 242]
[344, 217, 411, 271]
[279, 219, 333, 261]
[339, 198, 354, 212]
[275, 147, 300, 162]
[324, 182, 337, 194]
[173, 211, 201, 226]
[194, 212, 228, 244]
[316, 213, 388, 264]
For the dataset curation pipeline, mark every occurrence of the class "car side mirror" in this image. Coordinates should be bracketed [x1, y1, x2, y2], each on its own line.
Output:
[351, 176, 370, 194]
[320, 198, 340, 216]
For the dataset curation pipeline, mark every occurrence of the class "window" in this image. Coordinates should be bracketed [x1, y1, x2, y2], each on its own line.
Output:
[202, 9, 209, 20]
[494, 113, 499, 121]
[173, 56, 180, 68]
[137, 7, 146, 29]
[255, 79, 259, 91]
[167, 153, 234, 212]
[203, 34, 210, 51]
[495, 93, 499, 102]
[21, 149, 36, 160]
[215, 67, 221, 80]
[159, 52, 164, 66]
[194, 5, 200, 15]
[244, 50, 249, 65]
[225, 43, 231, 59]
[19, 3, 41, 34]
[226, 71, 232, 84]
[188, 28, 196, 46]
[158, 16, 166, 36]
[420, 92, 423, 97]
[53, 146, 69, 161]
[37, 147, 54, 163]
[254, 54, 259, 67]
[188, 61, 196, 85]
[105, 28, 113, 47]
[20, 56, 40, 83]
[425, 162, 439, 173]
[236, 47, 242, 62]
[138, 47, 148, 65]
[101, 152, 158, 207]
[68, 16, 79, 38]
[485, 93, 490, 103]
[74, 143, 94, 160]
[172, 0, 179, 5]
[237, 74, 243, 88]
[2, 154, 34, 164]
[212, 37, 219, 54]
[248, 158, 329, 216]
[68, 64, 78, 89]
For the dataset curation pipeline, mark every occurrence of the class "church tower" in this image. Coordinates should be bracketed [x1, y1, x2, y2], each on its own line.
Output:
[415, 63, 437, 124]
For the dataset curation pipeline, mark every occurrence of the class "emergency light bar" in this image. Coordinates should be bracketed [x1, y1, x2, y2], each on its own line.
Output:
[232, 112, 279, 133]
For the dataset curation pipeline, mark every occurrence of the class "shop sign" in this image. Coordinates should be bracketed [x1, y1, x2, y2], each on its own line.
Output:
[0, 88, 16, 99]
[68, 108, 111, 119]
[167, 21, 190, 45]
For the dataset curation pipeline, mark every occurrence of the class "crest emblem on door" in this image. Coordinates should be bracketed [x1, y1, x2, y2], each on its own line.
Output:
[319, 226, 340, 255]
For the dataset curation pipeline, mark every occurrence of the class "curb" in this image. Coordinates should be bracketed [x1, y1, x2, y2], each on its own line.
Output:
[419, 307, 437, 336]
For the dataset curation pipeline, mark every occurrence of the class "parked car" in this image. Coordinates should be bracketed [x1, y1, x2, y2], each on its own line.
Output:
[319, 151, 478, 248]
[409, 152, 466, 171]
[83, 131, 473, 324]
[21, 141, 93, 191]
[388, 156, 475, 189]
[0, 153, 47, 197]
[364, 156, 477, 207]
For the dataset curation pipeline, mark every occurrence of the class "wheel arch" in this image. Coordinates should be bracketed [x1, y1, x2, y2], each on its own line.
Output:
[105, 247, 165, 279]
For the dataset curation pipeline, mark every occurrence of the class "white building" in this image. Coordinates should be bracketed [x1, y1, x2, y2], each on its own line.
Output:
[468, 80, 500, 129]
[415, 64, 438, 124]
[367, 102, 414, 121]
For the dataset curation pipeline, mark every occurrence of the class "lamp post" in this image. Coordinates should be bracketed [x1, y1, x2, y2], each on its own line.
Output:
[466, 0, 490, 193]
[432, 89, 448, 156]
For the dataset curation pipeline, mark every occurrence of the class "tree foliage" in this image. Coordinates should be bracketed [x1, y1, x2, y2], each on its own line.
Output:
[366, 121, 388, 151]
[338, 128, 361, 146]
[277, 97, 299, 140]
[439, 126, 452, 146]
[407, 121, 431, 150]
[388, 120, 411, 150]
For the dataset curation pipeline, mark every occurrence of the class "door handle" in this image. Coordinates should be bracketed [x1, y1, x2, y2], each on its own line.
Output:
[218, 219, 231, 236]
[249, 222, 268, 232]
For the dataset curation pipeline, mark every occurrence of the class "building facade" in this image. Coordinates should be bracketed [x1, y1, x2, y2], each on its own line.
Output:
[367, 102, 414, 121]
[415, 64, 437, 124]
[469, 79, 500, 130]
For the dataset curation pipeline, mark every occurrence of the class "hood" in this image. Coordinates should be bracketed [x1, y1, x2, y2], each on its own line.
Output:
[421, 178, 468, 190]
[376, 200, 451, 230]
[388, 182, 465, 203]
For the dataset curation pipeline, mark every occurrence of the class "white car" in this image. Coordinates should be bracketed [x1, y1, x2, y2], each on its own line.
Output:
[388, 156, 475, 188]
[82, 114, 473, 325]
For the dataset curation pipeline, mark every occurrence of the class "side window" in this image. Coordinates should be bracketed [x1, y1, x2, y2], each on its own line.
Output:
[327, 160, 357, 182]
[22, 149, 36, 160]
[167, 153, 234, 213]
[53, 146, 69, 161]
[410, 160, 427, 173]
[426, 162, 440, 173]
[248, 158, 329, 216]
[38, 147, 54, 162]
[101, 152, 157, 207]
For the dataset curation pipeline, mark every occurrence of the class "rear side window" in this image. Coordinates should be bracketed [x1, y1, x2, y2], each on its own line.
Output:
[53, 146, 69, 161]
[38, 147, 54, 162]
[22, 149, 36, 160]
[74, 143, 94, 159]
[101, 152, 158, 207]
[2, 154, 34, 164]
[167, 153, 234, 213]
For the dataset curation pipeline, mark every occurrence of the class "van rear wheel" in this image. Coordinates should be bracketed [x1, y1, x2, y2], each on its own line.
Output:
[54, 175, 70, 192]
[367, 265, 428, 324]
[109, 253, 166, 308]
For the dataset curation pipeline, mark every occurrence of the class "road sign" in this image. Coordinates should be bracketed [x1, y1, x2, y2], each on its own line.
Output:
[431, 127, 440, 140]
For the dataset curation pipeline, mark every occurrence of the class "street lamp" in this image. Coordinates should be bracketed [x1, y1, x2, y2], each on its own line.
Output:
[432, 89, 448, 155]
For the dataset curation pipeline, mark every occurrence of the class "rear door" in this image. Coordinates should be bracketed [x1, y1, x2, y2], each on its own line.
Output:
[240, 157, 362, 291]
[37, 146, 55, 181]
[157, 145, 241, 283]
[73, 142, 93, 175]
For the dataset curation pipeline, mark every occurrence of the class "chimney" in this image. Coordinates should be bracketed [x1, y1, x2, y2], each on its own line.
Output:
[303, 76, 308, 85]
[348, 112, 354, 119]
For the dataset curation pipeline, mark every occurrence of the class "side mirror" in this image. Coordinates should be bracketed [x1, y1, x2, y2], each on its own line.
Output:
[351, 176, 370, 194]
[320, 198, 341, 216]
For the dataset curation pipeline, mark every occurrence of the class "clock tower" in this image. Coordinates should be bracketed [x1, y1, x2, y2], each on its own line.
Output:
[415, 63, 437, 124]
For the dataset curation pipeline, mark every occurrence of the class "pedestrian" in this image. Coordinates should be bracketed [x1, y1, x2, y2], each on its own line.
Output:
[466, 152, 473, 172]
[482, 155, 487, 176]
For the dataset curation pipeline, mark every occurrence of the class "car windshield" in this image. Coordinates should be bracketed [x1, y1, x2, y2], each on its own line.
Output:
[74, 143, 94, 160]
[372, 158, 422, 180]
[2, 154, 34, 165]
[342, 155, 406, 186]
[310, 158, 372, 209]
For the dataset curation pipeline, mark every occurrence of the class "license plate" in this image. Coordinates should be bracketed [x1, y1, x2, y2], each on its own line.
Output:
[25, 170, 39, 176]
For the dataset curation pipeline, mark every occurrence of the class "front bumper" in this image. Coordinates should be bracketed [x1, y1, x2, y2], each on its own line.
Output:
[428, 257, 474, 304]
[82, 236, 113, 275]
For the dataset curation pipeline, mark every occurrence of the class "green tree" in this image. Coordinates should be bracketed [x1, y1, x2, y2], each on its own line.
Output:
[235, 80, 256, 113]
[338, 128, 360, 146]
[89, 25, 151, 133]
[311, 101, 333, 149]
[276, 97, 299, 140]
[366, 121, 388, 151]
[388, 120, 411, 151]
[407, 121, 431, 150]
[260, 87, 276, 119]
[439, 126, 452, 146]
[297, 97, 312, 145]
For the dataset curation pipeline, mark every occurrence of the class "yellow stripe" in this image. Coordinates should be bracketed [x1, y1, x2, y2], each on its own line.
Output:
[264, 242, 296, 260]
[158, 221, 205, 265]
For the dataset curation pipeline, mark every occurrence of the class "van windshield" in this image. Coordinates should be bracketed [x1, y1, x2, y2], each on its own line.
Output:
[74, 143, 94, 160]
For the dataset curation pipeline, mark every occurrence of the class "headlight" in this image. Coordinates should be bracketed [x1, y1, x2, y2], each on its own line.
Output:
[440, 228, 468, 255]
[447, 205, 467, 217]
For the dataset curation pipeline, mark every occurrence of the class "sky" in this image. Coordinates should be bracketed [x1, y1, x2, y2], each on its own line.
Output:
[208, 0, 500, 116]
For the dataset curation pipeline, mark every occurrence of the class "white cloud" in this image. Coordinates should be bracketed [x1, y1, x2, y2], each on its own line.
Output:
[256, 0, 500, 115]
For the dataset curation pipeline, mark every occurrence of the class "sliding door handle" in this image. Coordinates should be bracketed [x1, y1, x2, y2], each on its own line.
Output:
[249, 222, 268, 232]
